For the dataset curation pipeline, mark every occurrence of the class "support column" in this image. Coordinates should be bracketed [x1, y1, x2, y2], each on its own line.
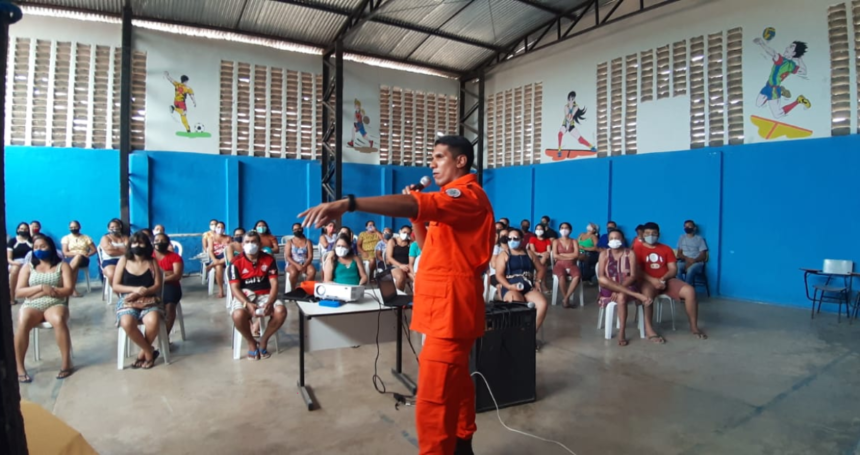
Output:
[321, 41, 343, 206]
[458, 76, 485, 186]
[0, 4, 29, 455]
[119, 1, 132, 233]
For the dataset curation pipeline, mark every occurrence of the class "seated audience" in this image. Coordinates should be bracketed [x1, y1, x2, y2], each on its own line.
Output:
[495, 221, 505, 234]
[632, 224, 645, 247]
[677, 220, 708, 286]
[494, 229, 548, 336]
[539, 215, 558, 239]
[140, 228, 154, 243]
[61, 220, 97, 297]
[202, 218, 218, 258]
[597, 229, 652, 346]
[337, 226, 360, 256]
[254, 220, 279, 254]
[634, 222, 706, 340]
[208, 221, 231, 299]
[14, 235, 75, 382]
[323, 234, 368, 285]
[99, 218, 129, 287]
[228, 231, 286, 360]
[409, 239, 422, 275]
[154, 233, 183, 339]
[491, 228, 509, 277]
[320, 221, 338, 253]
[374, 227, 392, 271]
[387, 225, 413, 291]
[29, 220, 42, 237]
[499, 217, 510, 229]
[577, 222, 600, 281]
[153, 224, 174, 252]
[113, 232, 165, 369]
[285, 223, 316, 290]
[527, 224, 553, 292]
[520, 219, 533, 244]
[8, 222, 33, 303]
[357, 220, 382, 277]
[597, 221, 627, 250]
[225, 228, 245, 264]
[552, 222, 581, 308]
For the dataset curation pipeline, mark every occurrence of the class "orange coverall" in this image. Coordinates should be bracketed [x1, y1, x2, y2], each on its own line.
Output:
[410, 173, 495, 455]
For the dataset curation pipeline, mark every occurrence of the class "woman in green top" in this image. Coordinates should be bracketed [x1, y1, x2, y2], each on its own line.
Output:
[323, 234, 367, 286]
[577, 222, 600, 281]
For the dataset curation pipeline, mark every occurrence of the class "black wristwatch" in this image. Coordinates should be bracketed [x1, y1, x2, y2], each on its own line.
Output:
[346, 194, 356, 212]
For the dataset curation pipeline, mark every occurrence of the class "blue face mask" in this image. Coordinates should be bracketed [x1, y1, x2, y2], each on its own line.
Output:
[34, 249, 51, 260]
[508, 240, 521, 250]
[256, 226, 267, 234]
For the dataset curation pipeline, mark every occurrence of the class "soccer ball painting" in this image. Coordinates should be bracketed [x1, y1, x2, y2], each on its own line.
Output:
[762, 27, 775, 42]
[194, 123, 205, 133]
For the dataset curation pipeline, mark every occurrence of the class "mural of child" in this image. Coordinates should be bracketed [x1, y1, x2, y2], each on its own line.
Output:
[753, 37, 810, 119]
[348, 98, 374, 149]
[558, 91, 596, 153]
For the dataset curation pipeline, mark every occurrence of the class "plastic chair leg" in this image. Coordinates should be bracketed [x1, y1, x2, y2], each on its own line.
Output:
[551, 276, 559, 306]
[175, 303, 186, 341]
[158, 321, 170, 365]
[578, 283, 584, 307]
[604, 302, 617, 339]
[85, 271, 91, 294]
[597, 306, 605, 329]
[637, 306, 646, 338]
[33, 329, 40, 362]
[117, 328, 128, 370]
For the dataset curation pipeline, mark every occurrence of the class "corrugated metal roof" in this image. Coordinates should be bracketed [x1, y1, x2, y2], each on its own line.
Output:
[373, 0, 467, 30]
[239, 0, 346, 44]
[408, 36, 494, 71]
[27, 0, 122, 14]
[345, 21, 427, 60]
[440, 0, 553, 46]
[132, 0, 245, 30]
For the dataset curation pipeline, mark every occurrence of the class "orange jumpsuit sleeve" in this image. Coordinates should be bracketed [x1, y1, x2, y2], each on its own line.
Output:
[411, 189, 486, 229]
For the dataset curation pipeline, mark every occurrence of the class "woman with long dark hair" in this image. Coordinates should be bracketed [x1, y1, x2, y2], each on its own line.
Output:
[8, 221, 33, 303]
[14, 235, 75, 382]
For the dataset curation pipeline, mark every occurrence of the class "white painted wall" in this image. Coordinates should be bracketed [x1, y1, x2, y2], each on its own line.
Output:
[485, 0, 853, 162]
[10, 14, 121, 45]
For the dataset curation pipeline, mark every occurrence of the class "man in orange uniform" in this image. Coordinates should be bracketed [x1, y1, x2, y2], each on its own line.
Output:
[300, 135, 495, 455]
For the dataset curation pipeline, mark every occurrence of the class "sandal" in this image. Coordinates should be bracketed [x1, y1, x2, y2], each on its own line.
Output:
[260, 348, 271, 359]
[18, 373, 32, 383]
[56, 368, 75, 379]
[693, 331, 708, 340]
[131, 357, 146, 369]
[648, 335, 666, 344]
[618, 338, 629, 347]
[247, 349, 260, 360]
[142, 350, 160, 370]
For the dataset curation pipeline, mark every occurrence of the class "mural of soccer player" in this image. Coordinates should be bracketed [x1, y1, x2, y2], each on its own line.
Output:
[558, 91, 596, 153]
[753, 37, 810, 119]
[348, 98, 374, 149]
[165, 71, 196, 133]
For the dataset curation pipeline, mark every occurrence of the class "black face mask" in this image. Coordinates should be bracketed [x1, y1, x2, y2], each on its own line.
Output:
[233, 236, 243, 243]
[684, 227, 694, 234]
[293, 230, 304, 238]
[17, 230, 29, 237]
[383, 233, 392, 240]
[70, 228, 80, 235]
[499, 236, 509, 244]
[130, 246, 152, 257]
[154, 242, 169, 253]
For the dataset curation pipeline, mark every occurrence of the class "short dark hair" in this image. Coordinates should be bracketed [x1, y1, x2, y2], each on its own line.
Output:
[334, 234, 354, 256]
[30, 235, 61, 267]
[155, 232, 171, 243]
[108, 218, 123, 230]
[607, 220, 617, 227]
[30, 220, 41, 227]
[684, 219, 695, 226]
[365, 220, 375, 227]
[792, 41, 807, 58]
[559, 222, 572, 230]
[180, 75, 189, 83]
[643, 222, 660, 232]
[244, 230, 261, 242]
[507, 228, 523, 238]
[635, 224, 644, 232]
[435, 135, 474, 170]
[125, 232, 153, 259]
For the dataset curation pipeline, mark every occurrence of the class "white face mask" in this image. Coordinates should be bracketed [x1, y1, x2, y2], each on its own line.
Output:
[535, 230, 544, 237]
[560, 229, 570, 237]
[335, 246, 350, 258]
[608, 239, 623, 249]
[243, 243, 259, 255]
[644, 235, 658, 245]
[209, 224, 216, 231]
[215, 227, 223, 235]
[399, 232, 408, 240]
[153, 230, 163, 236]
[586, 225, 594, 233]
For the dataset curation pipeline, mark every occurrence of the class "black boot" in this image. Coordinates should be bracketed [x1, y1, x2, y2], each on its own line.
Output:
[454, 437, 474, 455]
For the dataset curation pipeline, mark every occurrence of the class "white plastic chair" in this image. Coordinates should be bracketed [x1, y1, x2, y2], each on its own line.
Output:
[172, 302, 187, 341]
[598, 301, 645, 339]
[117, 321, 170, 370]
[549, 251, 585, 307]
[232, 314, 279, 360]
[171, 240, 183, 258]
[32, 319, 74, 362]
[97, 246, 113, 306]
[654, 294, 677, 331]
[193, 251, 210, 285]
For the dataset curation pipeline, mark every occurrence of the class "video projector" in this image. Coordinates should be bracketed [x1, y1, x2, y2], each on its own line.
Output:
[314, 283, 365, 302]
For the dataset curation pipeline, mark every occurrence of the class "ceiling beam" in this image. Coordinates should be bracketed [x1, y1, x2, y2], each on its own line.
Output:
[403, 0, 476, 61]
[510, 0, 578, 20]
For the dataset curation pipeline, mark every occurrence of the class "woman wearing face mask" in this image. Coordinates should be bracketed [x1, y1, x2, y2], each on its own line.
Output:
[152, 225, 175, 253]
[527, 224, 553, 293]
[577, 222, 600, 282]
[323, 235, 368, 286]
[99, 218, 129, 287]
[8, 221, 34, 304]
[386, 225, 413, 291]
[14, 235, 75, 382]
[374, 227, 393, 272]
[494, 228, 548, 335]
[61, 220, 96, 297]
[597, 229, 653, 346]
[551, 222, 582, 308]
[29, 220, 42, 237]
[154, 233, 183, 339]
[489, 228, 509, 284]
[357, 221, 382, 277]
[207, 221, 231, 298]
[202, 218, 218, 257]
[319, 221, 338, 253]
[225, 228, 245, 265]
[254, 220, 279, 255]
[286, 223, 316, 290]
[113, 232, 164, 369]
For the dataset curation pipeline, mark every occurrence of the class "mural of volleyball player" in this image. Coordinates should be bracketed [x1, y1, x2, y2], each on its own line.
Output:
[348, 99, 373, 148]
[753, 37, 810, 118]
[165, 71, 197, 133]
[558, 91, 596, 153]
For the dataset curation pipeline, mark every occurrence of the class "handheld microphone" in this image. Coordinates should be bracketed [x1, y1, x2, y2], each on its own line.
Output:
[414, 176, 432, 191]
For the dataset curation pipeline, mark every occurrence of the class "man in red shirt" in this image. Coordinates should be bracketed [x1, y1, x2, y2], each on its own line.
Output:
[300, 136, 494, 455]
[634, 222, 707, 340]
[228, 231, 287, 360]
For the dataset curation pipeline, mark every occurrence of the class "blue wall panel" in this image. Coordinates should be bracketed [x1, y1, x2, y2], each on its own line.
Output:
[534, 159, 610, 234]
[720, 135, 860, 308]
[484, 166, 534, 229]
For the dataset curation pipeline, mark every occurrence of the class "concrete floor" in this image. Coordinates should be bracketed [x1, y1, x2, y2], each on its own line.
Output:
[12, 277, 860, 455]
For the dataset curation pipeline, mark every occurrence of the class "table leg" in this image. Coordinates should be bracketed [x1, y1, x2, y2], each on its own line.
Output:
[296, 309, 315, 410]
[391, 306, 417, 394]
